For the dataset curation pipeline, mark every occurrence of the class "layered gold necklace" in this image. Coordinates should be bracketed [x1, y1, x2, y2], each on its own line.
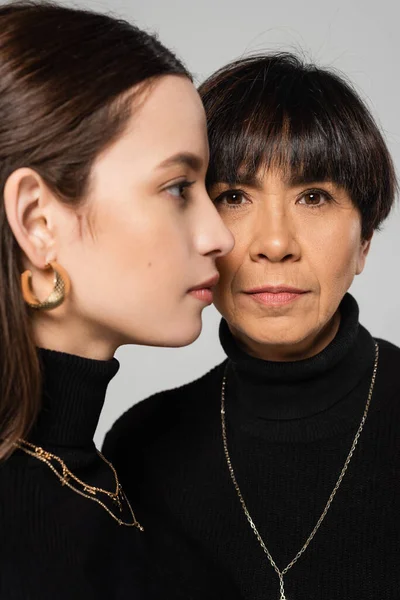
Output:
[15, 439, 143, 530]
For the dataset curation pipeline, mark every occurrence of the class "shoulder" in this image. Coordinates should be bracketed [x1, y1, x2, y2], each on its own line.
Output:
[374, 335, 400, 370]
[375, 335, 400, 356]
[103, 360, 226, 460]
[373, 335, 400, 397]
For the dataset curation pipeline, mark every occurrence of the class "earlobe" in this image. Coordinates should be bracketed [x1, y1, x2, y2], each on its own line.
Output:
[4, 168, 55, 269]
[355, 235, 373, 275]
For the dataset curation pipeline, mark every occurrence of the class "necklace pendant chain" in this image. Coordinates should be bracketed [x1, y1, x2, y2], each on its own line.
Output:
[278, 574, 286, 600]
[280, 573, 290, 600]
[221, 342, 379, 599]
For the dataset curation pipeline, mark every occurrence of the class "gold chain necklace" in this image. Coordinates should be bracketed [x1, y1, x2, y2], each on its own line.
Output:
[15, 439, 144, 530]
[220, 342, 379, 600]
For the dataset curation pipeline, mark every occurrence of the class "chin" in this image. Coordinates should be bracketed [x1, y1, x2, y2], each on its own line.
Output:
[165, 306, 209, 347]
[173, 318, 203, 347]
[164, 330, 202, 348]
[234, 318, 315, 349]
[146, 317, 203, 349]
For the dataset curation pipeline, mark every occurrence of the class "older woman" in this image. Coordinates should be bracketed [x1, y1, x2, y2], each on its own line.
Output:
[104, 53, 400, 600]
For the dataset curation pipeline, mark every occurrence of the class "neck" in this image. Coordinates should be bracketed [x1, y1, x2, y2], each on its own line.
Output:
[31, 311, 119, 361]
[29, 347, 120, 448]
[230, 310, 341, 362]
[219, 294, 377, 439]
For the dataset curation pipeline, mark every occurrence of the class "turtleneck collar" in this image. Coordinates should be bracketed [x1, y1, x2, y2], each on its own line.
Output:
[219, 293, 376, 426]
[29, 348, 119, 448]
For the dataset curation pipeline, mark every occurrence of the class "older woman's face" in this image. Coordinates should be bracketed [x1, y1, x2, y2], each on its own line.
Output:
[210, 170, 371, 360]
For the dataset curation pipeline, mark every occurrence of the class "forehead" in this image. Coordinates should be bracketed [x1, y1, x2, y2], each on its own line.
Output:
[127, 75, 208, 162]
[93, 75, 209, 179]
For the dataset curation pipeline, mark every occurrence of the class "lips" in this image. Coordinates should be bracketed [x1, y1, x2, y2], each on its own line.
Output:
[187, 273, 220, 305]
[243, 285, 308, 307]
[188, 274, 220, 292]
[244, 286, 307, 295]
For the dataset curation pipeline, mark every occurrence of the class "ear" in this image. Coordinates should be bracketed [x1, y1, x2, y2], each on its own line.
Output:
[4, 168, 57, 270]
[355, 234, 373, 275]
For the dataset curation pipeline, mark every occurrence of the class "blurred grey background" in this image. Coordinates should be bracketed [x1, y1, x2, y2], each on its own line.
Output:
[40, 0, 400, 444]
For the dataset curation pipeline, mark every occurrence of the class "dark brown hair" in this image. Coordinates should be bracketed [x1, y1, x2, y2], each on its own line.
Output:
[199, 53, 397, 239]
[0, 1, 190, 459]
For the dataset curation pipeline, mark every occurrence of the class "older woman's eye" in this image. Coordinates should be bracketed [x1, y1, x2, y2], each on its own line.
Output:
[297, 191, 330, 207]
[214, 190, 249, 207]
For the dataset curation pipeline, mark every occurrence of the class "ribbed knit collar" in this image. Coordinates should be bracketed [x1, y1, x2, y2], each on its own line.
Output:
[29, 348, 119, 448]
[219, 294, 377, 441]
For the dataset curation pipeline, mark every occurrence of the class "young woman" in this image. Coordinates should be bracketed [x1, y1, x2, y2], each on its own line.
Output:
[0, 2, 233, 599]
[104, 53, 400, 599]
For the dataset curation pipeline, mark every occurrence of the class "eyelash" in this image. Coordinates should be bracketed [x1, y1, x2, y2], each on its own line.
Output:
[213, 187, 334, 209]
[297, 188, 334, 209]
[213, 189, 249, 209]
[165, 180, 195, 202]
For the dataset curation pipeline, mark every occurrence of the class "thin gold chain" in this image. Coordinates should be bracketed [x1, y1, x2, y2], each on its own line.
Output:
[17, 439, 121, 498]
[14, 439, 144, 530]
[220, 342, 379, 600]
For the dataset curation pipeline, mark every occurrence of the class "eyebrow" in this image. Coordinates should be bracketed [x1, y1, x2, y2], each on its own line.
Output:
[212, 172, 335, 190]
[156, 152, 204, 172]
[287, 173, 332, 187]
[211, 173, 265, 190]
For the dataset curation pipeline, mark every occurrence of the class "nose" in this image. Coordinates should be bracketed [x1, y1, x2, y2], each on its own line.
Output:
[249, 206, 300, 263]
[194, 194, 234, 258]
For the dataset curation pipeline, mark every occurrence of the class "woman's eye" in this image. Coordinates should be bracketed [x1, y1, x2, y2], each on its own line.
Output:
[297, 191, 329, 207]
[214, 190, 248, 207]
[166, 181, 194, 200]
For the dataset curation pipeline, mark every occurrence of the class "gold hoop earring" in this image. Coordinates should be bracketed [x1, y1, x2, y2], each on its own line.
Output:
[21, 261, 71, 311]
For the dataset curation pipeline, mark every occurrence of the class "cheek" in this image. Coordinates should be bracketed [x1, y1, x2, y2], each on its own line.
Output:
[62, 203, 189, 302]
[98, 213, 187, 290]
[216, 232, 247, 290]
[216, 215, 251, 280]
[214, 234, 249, 317]
[304, 216, 362, 291]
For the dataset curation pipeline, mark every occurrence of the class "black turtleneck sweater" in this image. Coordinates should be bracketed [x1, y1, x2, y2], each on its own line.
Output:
[0, 349, 153, 600]
[104, 294, 400, 600]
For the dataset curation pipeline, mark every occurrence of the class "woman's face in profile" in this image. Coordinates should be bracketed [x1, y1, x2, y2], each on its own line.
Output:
[51, 75, 233, 350]
[210, 169, 370, 359]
